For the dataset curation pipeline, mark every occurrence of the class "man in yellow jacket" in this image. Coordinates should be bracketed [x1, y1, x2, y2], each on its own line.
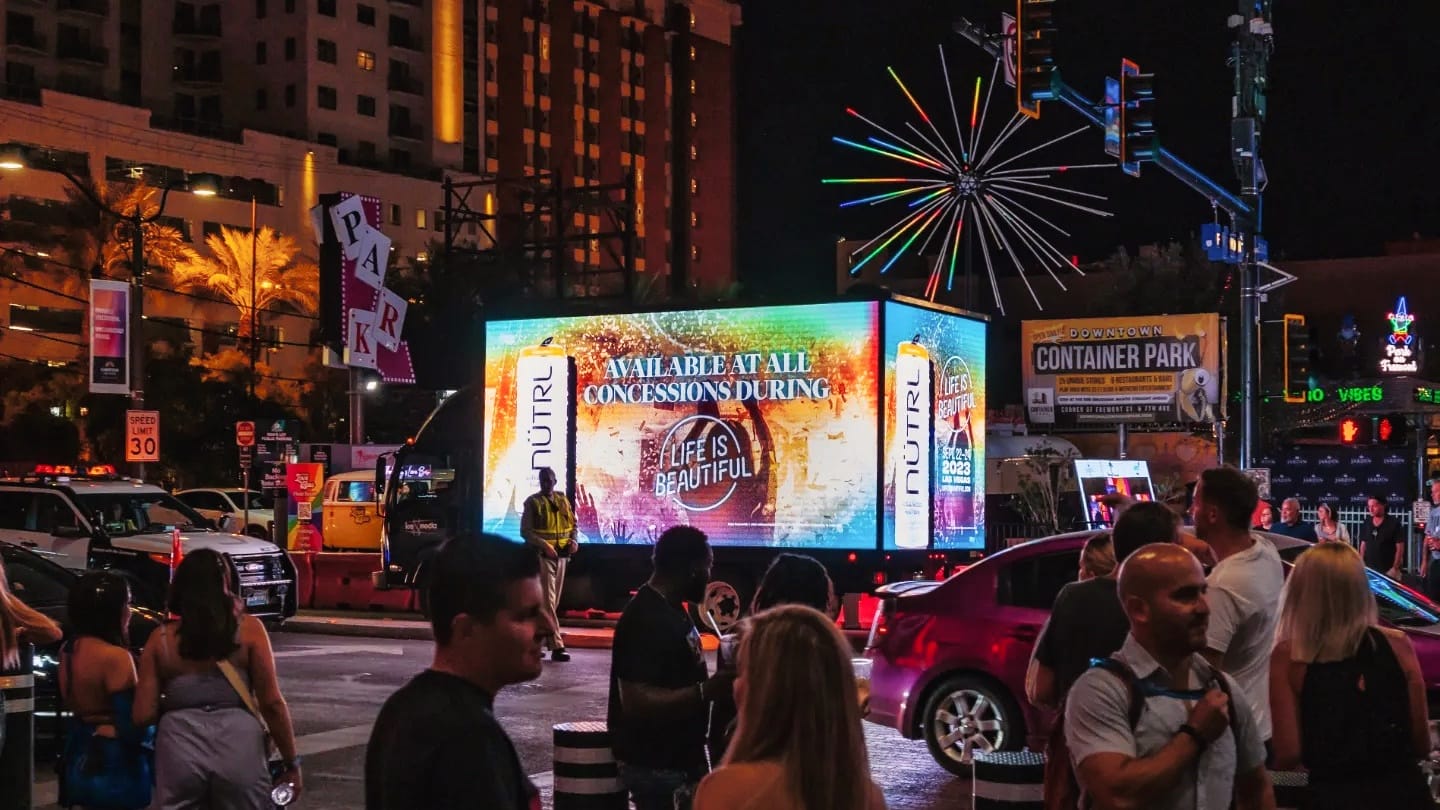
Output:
[520, 466, 579, 661]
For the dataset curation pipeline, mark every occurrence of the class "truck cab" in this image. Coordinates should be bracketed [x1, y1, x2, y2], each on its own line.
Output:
[0, 473, 297, 619]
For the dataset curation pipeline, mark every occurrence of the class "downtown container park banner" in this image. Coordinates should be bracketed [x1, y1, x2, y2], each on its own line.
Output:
[481, 301, 987, 551]
[1021, 314, 1222, 427]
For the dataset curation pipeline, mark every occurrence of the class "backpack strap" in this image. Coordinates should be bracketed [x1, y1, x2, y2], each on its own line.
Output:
[1089, 657, 1146, 730]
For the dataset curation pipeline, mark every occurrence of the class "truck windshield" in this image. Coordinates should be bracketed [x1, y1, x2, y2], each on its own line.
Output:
[74, 492, 207, 536]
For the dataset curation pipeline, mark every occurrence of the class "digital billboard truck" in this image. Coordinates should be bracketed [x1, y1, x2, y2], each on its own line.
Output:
[371, 294, 987, 628]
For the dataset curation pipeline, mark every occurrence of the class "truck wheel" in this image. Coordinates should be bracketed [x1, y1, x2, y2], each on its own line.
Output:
[920, 675, 1023, 777]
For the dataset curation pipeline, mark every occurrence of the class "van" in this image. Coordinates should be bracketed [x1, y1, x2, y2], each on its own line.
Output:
[321, 470, 383, 551]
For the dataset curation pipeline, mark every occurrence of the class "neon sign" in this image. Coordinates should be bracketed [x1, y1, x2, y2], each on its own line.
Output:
[1380, 296, 1419, 375]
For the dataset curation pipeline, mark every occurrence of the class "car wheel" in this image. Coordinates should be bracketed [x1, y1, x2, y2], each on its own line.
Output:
[921, 675, 1023, 776]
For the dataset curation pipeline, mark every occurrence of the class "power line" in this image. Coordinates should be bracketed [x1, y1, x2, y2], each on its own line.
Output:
[0, 351, 83, 372]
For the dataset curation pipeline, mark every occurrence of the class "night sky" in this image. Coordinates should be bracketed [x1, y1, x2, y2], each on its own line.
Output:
[735, 0, 1440, 297]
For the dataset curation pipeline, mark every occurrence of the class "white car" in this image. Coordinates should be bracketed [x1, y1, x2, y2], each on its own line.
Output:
[0, 476, 297, 619]
[174, 488, 274, 539]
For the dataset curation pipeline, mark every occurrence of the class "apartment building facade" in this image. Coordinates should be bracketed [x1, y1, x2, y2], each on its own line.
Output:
[1, 0, 740, 293]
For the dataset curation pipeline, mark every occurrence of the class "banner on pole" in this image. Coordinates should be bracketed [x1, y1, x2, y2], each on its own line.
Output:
[89, 279, 130, 394]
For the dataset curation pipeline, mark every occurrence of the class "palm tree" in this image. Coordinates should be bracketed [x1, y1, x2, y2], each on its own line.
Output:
[170, 225, 320, 339]
[64, 180, 198, 279]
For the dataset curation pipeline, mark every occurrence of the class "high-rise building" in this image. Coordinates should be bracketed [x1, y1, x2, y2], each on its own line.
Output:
[0, 0, 740, 291]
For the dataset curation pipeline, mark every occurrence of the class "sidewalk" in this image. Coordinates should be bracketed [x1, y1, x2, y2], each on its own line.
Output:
[279, 609, 727, 650]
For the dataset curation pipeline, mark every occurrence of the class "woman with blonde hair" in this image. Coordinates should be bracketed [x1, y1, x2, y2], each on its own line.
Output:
[694, 605, 885, 810]
[1313, 502, 1350, 544]
[1269, 542, 1431, 808]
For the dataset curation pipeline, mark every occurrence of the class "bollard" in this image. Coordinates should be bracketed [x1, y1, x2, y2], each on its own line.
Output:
[0, 644, 35, 810]
[972, 750, 1045, 810]
[552, 721, 626, 810]
[1271, 769, 1307, 810]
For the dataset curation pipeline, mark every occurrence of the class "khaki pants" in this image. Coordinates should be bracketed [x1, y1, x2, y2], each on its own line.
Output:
[540, 553, 567, 650]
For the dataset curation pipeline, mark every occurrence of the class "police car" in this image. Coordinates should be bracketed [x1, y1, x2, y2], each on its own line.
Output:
[0, 468, 297, 620]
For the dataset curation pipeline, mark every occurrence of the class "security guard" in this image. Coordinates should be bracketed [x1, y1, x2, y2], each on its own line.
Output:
[520, 467, 579, 661]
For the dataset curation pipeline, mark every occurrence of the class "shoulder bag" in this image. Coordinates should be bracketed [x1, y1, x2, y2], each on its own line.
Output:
[216, 658, 289, 782]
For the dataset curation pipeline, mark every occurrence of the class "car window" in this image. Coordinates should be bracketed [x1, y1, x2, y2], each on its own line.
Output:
[338, 482, 377, 503]
[31, 493, 79, 532]
[2, 547, 72, 605]
[181, 492, 224, 512]
[0, 492, 32, 531]
[225, 491, 272, 511]
[1000, 550, 1082, 610]
[72, 491, 207, 536]
[1367, 570, 1440, 627]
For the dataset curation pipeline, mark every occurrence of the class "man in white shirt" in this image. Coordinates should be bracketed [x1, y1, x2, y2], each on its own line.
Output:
[1190, 466, 1285, 746]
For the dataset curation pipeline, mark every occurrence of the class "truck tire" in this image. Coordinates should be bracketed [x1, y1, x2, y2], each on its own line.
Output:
[920, 674, 1024, 777]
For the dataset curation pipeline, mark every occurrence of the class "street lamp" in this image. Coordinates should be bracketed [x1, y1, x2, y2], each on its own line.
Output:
[1, 144, 215, 480]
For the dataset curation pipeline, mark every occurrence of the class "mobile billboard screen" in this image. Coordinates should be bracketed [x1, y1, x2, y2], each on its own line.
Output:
[883, 301, 987, 551]
[482, 303, 882, 549]
[1075, 458, 1156, 528]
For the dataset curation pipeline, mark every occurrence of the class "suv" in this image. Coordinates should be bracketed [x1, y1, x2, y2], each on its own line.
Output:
[0, 476, 297, 620]
[174, 488, 273, 539]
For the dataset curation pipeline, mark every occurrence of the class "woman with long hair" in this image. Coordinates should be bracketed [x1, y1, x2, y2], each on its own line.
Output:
[134, 549, 301, 808]
[1270, 542, 1432, 808]
[1313, 502, 1350, 544]
[0, 554, 63, 755]
[58, 572, 154, 809]
[694, 605, 885, 810]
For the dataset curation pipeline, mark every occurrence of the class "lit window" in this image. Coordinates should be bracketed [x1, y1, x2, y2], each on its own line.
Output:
[690, 210, 699, 228]
[541, 34, 550, 60]
[690, 144, 697, 160]
[691, 244, 699, 261]
[416, 209, 427, 229]
[690, 177, 698, 195]
[690, 111, 697, 128]
[690, 45, 697, 61]
[357, 50, 376, 71]
[690, 79, 697, 94]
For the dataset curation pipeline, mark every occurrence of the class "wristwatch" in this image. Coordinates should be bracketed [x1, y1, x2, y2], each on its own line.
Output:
[1177, 724, 1208, 751]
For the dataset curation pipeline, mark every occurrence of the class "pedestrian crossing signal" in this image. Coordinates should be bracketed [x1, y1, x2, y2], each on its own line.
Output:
[1338, 417, 1367, 445]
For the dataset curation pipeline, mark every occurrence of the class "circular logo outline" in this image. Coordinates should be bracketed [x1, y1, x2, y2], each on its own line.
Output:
[657, 414, 744, 513]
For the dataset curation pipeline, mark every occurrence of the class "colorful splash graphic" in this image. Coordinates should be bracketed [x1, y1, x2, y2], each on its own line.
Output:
[483, 303, 883, 549]
[883, 301, 987, 550]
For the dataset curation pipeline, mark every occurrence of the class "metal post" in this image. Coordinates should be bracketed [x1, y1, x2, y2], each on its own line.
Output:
[349, 367, 364, 445]
[130, 210, 146, 481]
[0, 644, 35, 810]
[249, 195, 258, 402]
[242, 463, 251, 537]
[1231, 0, 1271, 470]
[1239, 248, 1259, 469]
[1117, 423, 1129, 459]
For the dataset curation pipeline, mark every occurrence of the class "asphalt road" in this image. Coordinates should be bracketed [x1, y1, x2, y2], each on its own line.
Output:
[33, 632, 969, 809]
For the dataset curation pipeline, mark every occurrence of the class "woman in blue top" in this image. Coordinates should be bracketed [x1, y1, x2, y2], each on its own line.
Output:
[58, 571, 154, 810]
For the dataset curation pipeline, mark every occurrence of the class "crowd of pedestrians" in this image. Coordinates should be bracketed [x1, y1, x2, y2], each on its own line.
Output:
[1039, 465, 1436, 810]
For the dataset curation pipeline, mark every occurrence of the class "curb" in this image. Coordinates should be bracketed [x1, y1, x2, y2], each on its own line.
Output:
[278, 614, 622, 648]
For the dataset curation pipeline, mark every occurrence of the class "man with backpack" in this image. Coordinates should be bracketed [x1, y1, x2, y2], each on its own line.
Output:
[1063, 543, 1276, 810]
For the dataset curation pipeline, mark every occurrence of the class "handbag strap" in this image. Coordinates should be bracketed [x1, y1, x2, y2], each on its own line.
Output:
[215, 658, 272, 741]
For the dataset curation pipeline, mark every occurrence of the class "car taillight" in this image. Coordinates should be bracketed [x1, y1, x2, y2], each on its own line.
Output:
[149, 553, 172, 565]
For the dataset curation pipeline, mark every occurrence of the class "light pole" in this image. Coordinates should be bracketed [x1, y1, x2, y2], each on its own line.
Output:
[249, 193, 259, 401]
[0, 144, 216, 479]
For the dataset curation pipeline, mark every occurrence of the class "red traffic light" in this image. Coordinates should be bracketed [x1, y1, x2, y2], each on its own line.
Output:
[1377, 417, 1395, 443]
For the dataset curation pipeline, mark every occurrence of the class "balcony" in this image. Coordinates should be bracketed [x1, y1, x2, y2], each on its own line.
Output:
[173, 65, 223, 84]
[388, 122, 423, 141]
[56, 40, 108, 65]
[4, 30, 47, 55]
[172, 18, 222, 38]
[57, 0, 110, 16]
[387, 32, 423, 51]
[387, 74, 423, 95]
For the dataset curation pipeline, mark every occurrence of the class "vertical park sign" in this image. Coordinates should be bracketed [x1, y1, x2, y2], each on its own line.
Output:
[311, 194, 416, 383]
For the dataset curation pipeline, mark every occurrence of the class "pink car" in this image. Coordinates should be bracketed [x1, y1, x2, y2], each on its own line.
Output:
[864, 531, 1440, 775]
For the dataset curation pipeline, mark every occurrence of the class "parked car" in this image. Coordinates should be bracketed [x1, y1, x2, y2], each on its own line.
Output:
[864, 531, 1440, 775]
[320, 470, 383, 552]
[174, 488, 274, 540]
[3, 541, 164, 748]
[0, 474, 297, 621]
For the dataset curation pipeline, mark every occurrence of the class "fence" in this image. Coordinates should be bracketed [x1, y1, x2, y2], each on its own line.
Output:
[1299, 506, 1422, 571]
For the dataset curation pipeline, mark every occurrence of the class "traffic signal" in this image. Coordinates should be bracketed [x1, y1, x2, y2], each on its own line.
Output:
[1119, 59, 1156, 175]
[1338, 416, 1369, 445]
[1375, 414, 1408, 446]
[1283, 314, 1310, 403]
[1016, 0, 1057, 119]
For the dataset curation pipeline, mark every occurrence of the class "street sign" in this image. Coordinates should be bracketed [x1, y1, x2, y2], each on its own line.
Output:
[125, 410, 160, 463]
[236, 421, 256, 447]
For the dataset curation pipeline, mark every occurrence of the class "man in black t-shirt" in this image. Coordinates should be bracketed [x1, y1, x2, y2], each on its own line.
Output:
[608, 526, 733, 810]
[1359, 494, 1405, 578]
[1027, 501, 1179, 708]
[365, 533, 544, 810]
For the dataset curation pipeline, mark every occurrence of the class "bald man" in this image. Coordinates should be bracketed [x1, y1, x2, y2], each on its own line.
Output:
[1268, 497, 1317, 542]
[1064, 544, 1275, 810]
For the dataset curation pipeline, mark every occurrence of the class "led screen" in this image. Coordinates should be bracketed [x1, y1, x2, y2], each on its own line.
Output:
[483, 303, 881, 548]
[883, 301, 987, 550]
[1075, 459, 1155, 527]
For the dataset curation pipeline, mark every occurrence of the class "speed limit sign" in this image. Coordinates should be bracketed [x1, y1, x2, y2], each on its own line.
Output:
[125, 410, 160, 463]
